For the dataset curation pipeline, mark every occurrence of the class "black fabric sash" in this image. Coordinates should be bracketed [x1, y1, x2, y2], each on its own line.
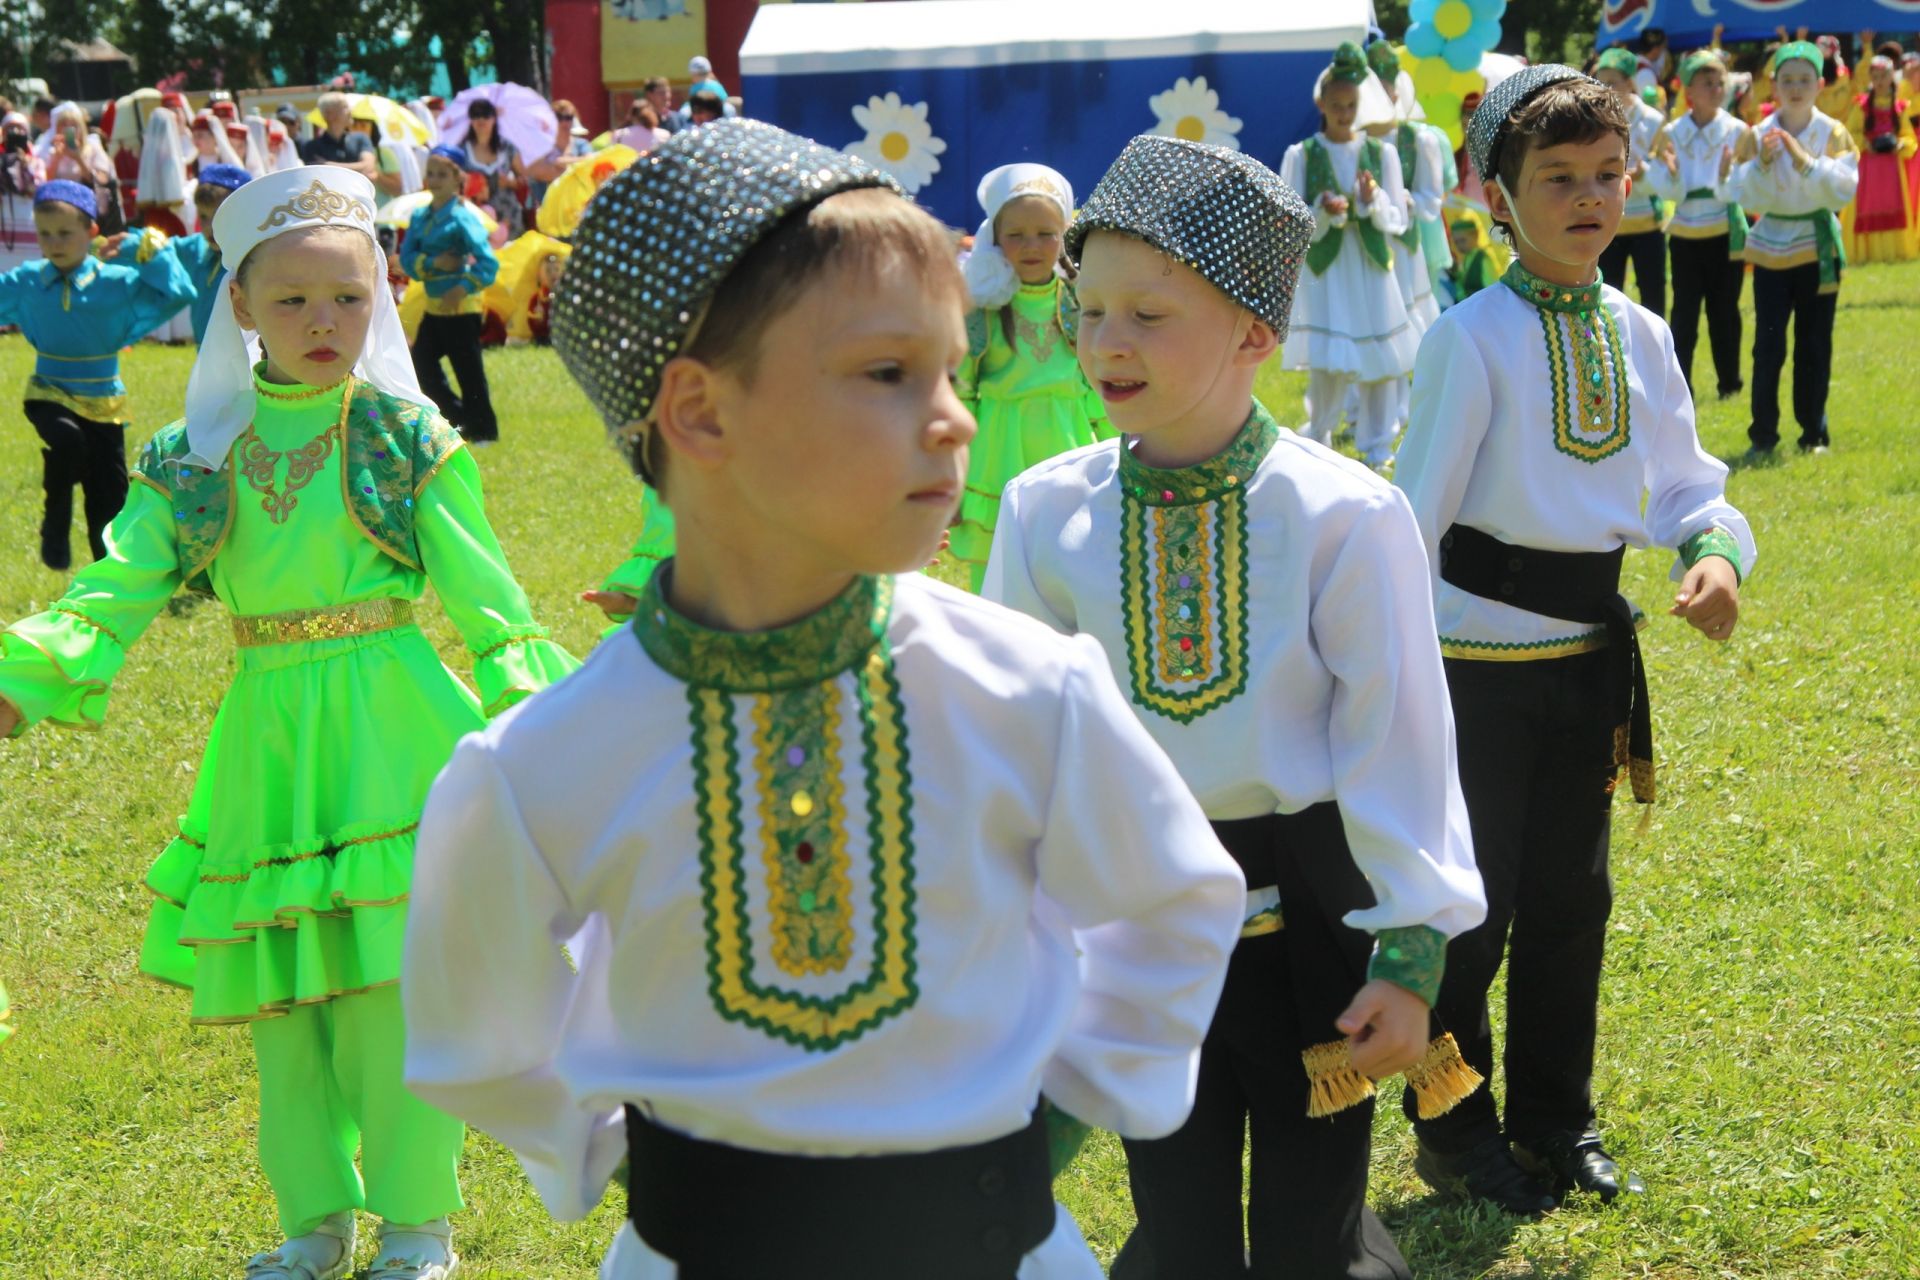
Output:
[1439, 523, 1653, 803]
[624, 1104, 1054, 1280]
[1211, 814, 1282, 891]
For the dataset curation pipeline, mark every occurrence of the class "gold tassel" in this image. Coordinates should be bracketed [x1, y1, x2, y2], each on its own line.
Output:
[1302, 1040, 1376, 1118]
[1404, 1033, 1485, 1120]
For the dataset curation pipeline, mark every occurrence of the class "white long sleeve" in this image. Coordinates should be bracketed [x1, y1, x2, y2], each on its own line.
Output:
[988, 412, 1483, 940]
[403, 574, 1245, 1242]
[1393, 278, 1757, 659]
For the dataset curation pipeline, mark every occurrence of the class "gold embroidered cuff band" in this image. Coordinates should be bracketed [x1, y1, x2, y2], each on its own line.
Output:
[232, 599, 415, 648]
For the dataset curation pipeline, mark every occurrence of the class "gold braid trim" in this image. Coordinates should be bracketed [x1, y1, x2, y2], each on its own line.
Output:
[1302, 1039, 1377, 1118]
[1405, 1033, 1485, 1119]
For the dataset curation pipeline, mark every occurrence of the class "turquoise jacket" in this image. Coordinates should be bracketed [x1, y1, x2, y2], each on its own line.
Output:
[0, 232, 195, 422]
[403, 198, 499, 303]
[171, 233, 227, 345]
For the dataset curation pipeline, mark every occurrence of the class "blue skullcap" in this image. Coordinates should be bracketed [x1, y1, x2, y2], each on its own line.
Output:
[34, 179, 98, 221]
[429, 144, 470, 170]
[196, 164, 253, 193]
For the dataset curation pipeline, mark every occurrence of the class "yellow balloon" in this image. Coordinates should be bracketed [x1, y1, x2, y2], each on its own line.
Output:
[1403, 50, 1485, 150]
[1434, 0, 1474, 41]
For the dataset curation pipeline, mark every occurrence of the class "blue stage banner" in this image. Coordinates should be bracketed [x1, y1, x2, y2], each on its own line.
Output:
[738, 0, 1367, 231]
[1599, 0, 1920, 51]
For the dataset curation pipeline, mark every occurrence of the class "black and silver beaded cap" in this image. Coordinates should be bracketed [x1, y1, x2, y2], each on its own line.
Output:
[1066, 135, 1312, 338]
[551, 119, 902, 460]
[1465, 63, 1593, 183]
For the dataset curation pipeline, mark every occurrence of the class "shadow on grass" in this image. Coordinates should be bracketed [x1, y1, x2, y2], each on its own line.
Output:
[1719, 446, 1787, 474]
[1381, 1194, 1591, 1280]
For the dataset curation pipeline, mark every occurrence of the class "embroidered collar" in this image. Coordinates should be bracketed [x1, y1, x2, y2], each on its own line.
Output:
[38, 257, 98, 290]
[1501, 260, 1603, 314]
[634, 564, 893, 692]
[252, 362, 352, 403]
[1119, 401, 1280, 507]
[1017, 278, 1057, 297]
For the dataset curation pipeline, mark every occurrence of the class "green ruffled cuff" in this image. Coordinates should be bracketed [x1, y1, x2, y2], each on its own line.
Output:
[472, 628, 581, 717]
[1367, 925, 1447, 1008]
[0, 606, 130, 735]
[1680, 527, 1744, 584]
[601, 552, 668, 601]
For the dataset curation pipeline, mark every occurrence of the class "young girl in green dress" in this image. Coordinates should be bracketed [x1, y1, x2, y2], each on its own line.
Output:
[949, 163, 1110, 592]
[0, 167, 578, 1280]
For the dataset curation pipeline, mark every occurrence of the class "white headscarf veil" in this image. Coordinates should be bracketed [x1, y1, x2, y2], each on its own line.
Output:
[960, 163, 1075, 310]
[136, 107, 190, 209]
[182, 166, 428, 470]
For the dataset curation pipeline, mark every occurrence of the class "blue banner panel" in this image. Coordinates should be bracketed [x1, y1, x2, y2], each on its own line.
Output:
[1599, 0, 1920, 51]
[745, 49, 1330, 229]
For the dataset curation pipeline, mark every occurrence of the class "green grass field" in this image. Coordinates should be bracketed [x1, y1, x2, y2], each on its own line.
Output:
[3, 260, 1918, 1278]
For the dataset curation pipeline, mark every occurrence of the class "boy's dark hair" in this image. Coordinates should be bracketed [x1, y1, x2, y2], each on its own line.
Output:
[687, 90, 724, 121]
[1491, 78, 1630, 226]
[639, 186, 965, 484]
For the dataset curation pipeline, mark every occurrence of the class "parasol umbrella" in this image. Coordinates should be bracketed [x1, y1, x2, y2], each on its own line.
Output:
[310, 93, 433, 146]
[377, 190, 500, 233]
[535, 144, 639, 238]
[438, 83, 559, 166]
[480, 230, 572, 340]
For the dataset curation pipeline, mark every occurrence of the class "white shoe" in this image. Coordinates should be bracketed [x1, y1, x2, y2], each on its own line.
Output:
[367, 1218, 459, 1280]
[243, 1211, 355, 1280]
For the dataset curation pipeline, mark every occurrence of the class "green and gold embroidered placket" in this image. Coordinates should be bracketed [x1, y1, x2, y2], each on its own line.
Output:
[690, 651, 920, 1054]
[1115, 404, 1276, 722]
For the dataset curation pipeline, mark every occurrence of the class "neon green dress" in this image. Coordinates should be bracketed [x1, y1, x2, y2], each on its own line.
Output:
[0, 369, 579, 1026]
[950, 278, 1111, 591]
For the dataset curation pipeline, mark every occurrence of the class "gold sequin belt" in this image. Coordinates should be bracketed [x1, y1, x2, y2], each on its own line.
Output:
[231, 599, 415, 648]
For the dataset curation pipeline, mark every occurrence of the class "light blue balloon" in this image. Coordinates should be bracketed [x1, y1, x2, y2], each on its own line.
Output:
[1467, 17, 1504, 53]
[1409, 0, 1443, 20]
[1406, 22, 1446, 60]
[1441, 39, 1482, 72]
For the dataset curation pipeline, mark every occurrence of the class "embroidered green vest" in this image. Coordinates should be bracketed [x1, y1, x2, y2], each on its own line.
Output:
[1304, 136, 1392, 276]
[135, 380, 463, 594]
[963, 280, 1082, 363]
[1393, 123, 1423, 250]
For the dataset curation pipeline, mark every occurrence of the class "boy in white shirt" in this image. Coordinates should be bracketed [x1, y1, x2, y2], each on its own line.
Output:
[400, 120, 1247, 1280]
[1594, 47, 1671, 317]
[1644, 49, 1752, 399]
[987, 134, 1486, 1280]
[1396, 65, 1755, 1212]
[1724, 40, 1861, 455]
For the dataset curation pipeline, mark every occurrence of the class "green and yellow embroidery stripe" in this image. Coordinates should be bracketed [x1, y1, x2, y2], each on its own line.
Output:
[1120, 489, 1251, 722]
[693, 652, 918, 1052]
[751, 683, 855, 977]
[1544, 306, 1632, 463]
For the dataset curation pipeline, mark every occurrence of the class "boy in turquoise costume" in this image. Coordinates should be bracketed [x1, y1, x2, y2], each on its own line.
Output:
[405, 146, 501, 443]
[169, 161, 253, 343]
[0, 179, 193, 568]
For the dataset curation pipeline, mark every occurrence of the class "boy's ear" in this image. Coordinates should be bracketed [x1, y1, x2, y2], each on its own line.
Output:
[1484, 175, 1512, 225]
[1233, 313, 1279, 367]
[652, 355, 729, 471]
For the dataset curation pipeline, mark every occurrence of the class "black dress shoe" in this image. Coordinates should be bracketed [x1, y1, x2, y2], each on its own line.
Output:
[1414, 1136, 1557, 1216]
[39, 523, 70, 572]
[1512, 1129, 1645, 1204]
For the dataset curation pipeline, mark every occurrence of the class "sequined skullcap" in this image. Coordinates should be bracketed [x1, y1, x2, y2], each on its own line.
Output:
[1465, 63, 1594, 187]
[552, 119, 902, 467]
[1065, 135, 1312, 336]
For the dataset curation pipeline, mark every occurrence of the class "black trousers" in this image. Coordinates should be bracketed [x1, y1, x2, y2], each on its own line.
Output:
[1598, 229, 1667, 319]
[23, 399, 128, 561]
[1748, 262, 1835, 451]
[1405, 652, 1615, 1153]
[1116, 806, 1410, 1280]
[410, 312, 498, 442]
[1668, 234, 1745, 397]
